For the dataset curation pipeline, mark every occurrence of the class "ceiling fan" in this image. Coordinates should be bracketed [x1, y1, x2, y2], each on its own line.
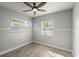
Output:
[23, 2, 47, 15]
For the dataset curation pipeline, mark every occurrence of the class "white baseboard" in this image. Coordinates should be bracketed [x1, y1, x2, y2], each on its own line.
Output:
[0, 41, 72, 56]
[33, 41, 72, 52]
[0, 41, 33, 56]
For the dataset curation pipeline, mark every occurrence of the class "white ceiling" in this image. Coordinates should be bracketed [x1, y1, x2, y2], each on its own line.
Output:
[0, 2, 74, 18]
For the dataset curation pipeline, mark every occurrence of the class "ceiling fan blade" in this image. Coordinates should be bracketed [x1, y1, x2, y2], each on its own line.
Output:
[34, 11, 36, 15]
[37, 9, 46, 12]
[37, 2, 47, 8]
[24, 2, 33, 8]
[23, 10, 32, 12]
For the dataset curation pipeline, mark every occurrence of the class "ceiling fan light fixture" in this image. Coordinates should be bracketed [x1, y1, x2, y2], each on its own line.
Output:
[23, 2, 47, 15]
[33, 8, 37, 12]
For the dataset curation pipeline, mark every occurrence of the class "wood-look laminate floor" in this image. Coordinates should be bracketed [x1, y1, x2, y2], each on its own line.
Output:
[0, 42, 73, 57]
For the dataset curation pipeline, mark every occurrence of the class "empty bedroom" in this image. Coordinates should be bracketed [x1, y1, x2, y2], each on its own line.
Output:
[0, 2, 79, 57]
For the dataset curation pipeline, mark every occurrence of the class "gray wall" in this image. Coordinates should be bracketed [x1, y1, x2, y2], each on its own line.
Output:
[73, 3, 79, 57]
[0, 6, 32, 53]
[33, 9, 73, 51]
[0, 5, 73, 54]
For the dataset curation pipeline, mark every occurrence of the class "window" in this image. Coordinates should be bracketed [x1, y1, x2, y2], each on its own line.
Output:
[11, 18, 23, 32]
[41, 21, 54, 36]
[11, 18, 32, 32]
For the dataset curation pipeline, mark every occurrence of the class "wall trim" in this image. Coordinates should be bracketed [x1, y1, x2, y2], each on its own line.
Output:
[33, 41, 72, 52]
[0, 41, 72, 56]
[0, 41, 33, 56]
